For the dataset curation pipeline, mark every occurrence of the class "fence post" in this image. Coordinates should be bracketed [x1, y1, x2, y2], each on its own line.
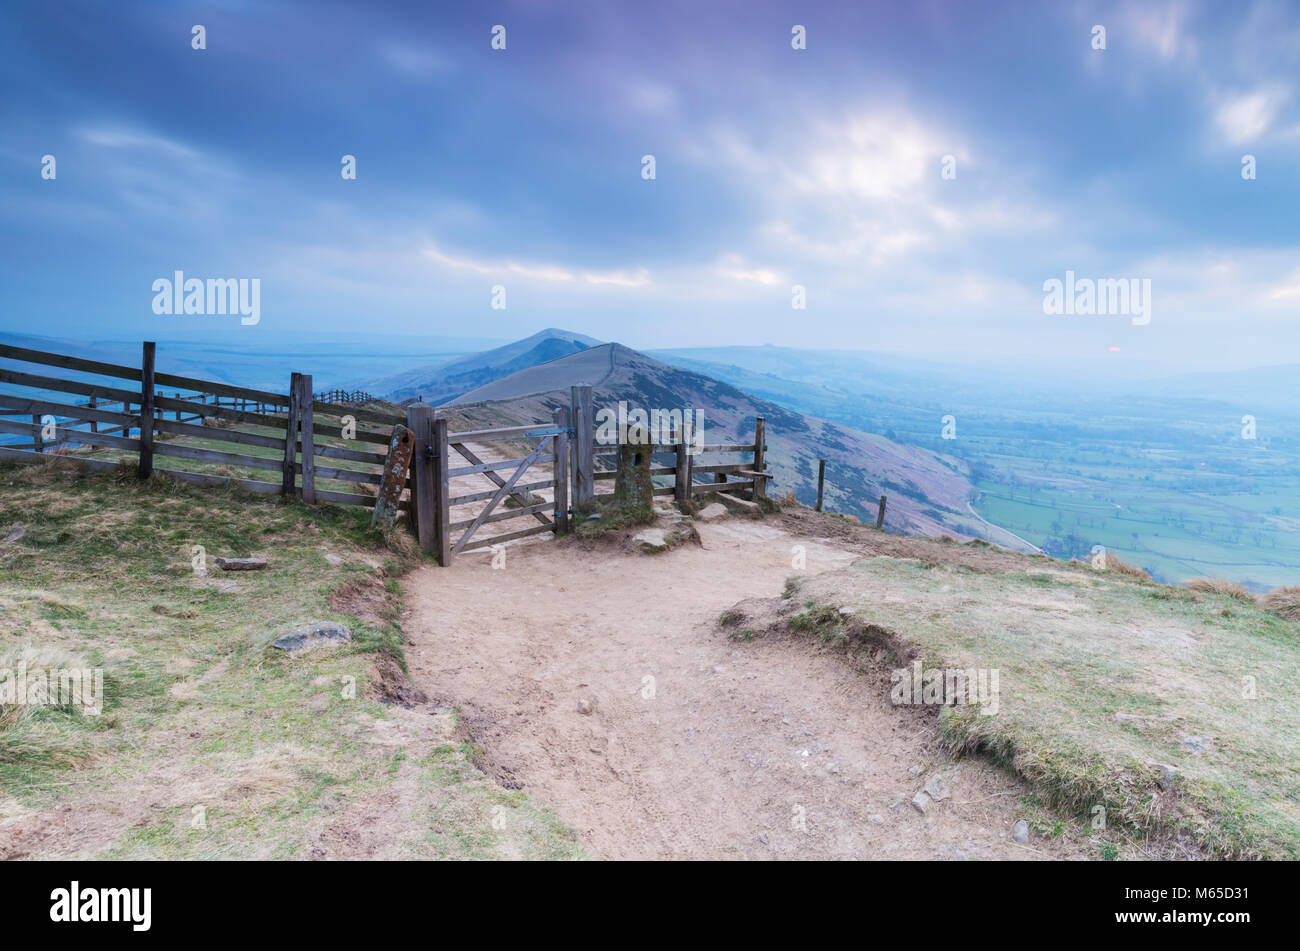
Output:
[139, 341, 156, 479]
[89, 396, 98, 434]
[405, 405, 424, 535]
[815, 459, 825, 512]
[876, 494, 887, 529]
[32, 414, 42, 453]
[431, 416, 451, 566]
[298, 374, 316, 503]
[282, 372, 301, 496]
[674, 422, 692, 506]
[407, 405, 436, 553]
[570, 385, 594, 510]
[752, 416, 766, 502]
[552, 406, 570, 533]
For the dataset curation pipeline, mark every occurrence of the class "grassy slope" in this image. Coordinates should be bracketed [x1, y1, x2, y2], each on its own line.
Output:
[0, 458, 581, 860]
[790, 554, 1300, 859]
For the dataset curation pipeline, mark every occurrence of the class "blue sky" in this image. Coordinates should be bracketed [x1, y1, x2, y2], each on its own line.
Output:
[2, 0, 1299, 372]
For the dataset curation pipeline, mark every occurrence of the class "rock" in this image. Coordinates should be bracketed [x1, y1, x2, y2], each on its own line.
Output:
[867, 813, 885, 825]
[719, 494, 761, 515]
[2, 526, 24, 544]
[1151, 762, 1178, 788]
[911, 791, 932, 814]
[577, 698, 593, 715]
[271, 621, 351, 655]
[924, 775, 951, 802]
[1012, 819, 1030, 843]
[214, 557, 268, 571]
[632, 528, 669, 552]
[1182, 735, 1211, 753]
[218, 581, 240, 593]
[696, 502, 728, 521]
[323, 553, 343, 565]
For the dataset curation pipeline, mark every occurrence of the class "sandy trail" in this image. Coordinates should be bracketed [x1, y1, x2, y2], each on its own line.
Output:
[404, 515, 1084, 860]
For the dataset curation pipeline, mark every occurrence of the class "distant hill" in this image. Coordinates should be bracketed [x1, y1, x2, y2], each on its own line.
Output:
[369, 328, 602, 404]
[451, 340, 1017, 543]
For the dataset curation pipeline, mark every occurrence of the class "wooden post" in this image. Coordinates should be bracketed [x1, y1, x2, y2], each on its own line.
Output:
[876, 494, 887, 529]
[298, 374, 316, 503]
[138, 341, 156, 479]
[674, 422, 692, 506]
[752, 416, 766, 502]
[570, 385, 594, 509]
[431, 416, 451, 566]
[552, 406, 570, 533]
[282, 372, 301, 495]
[407, 405, 436, 553]
[32, 414, 42, 453]
[405, 405, 425, 534]
[815, 459, 825, 512]
[89, 396, 98, 434]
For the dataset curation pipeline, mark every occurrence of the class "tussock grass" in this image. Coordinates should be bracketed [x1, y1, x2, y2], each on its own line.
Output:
[1100, 552, 1152, 581]
[794, 556, 1300, 859]
[1186, 577, 1256, 603]
[1261, 585, 1300, 621]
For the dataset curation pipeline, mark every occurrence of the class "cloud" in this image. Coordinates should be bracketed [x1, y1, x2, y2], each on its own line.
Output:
[1127, 0, 1196, 61]
[1214, 84, 1291, 144]
[421, 244, 651, 287]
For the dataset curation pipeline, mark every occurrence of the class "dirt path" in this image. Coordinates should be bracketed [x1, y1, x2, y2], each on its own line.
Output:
[404, 513, 1092, 860]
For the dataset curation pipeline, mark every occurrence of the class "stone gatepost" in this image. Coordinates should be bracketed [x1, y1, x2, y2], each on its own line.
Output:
[613, 419, 654, 520]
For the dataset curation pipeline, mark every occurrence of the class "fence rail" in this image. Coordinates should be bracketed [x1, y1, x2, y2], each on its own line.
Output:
[0, 342, 405, 511]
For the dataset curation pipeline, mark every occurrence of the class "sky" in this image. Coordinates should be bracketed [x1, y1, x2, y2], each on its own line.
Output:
[2, 0, 1299, 374]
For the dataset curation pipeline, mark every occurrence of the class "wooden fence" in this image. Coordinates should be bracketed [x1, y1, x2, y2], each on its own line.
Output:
[316, 388, 378, 405]
[0, 341, 405, 508]
[1, 348, 772, 566]
[401, 385, 770, 566]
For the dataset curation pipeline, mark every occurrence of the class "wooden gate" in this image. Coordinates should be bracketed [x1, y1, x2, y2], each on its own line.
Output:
[406, 405, 570, 566]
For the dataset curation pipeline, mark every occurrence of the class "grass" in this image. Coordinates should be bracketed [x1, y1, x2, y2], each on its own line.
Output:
[0, 457, 583, 860]
[792, 555, 1300, 859]
[1186, 577, 1256, 603]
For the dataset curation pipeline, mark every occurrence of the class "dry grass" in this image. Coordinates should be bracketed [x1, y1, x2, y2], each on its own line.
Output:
[1100, 552, 1152, 581]
[1261, 585, 1300, 620]
[1186, 577, 1256, 603]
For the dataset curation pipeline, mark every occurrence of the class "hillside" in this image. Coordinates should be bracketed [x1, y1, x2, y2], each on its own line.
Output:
[449, 341, 1023, 543]
[649, 344, 1300, 588]
[368, 328, 602, 404]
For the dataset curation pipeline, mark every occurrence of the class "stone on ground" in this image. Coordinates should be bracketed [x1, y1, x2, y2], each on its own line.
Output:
[214, 556, 268, 571]
[632, 527, 669, 552]
[696, 502, 728, 521]
[271, 621, 351, 655]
